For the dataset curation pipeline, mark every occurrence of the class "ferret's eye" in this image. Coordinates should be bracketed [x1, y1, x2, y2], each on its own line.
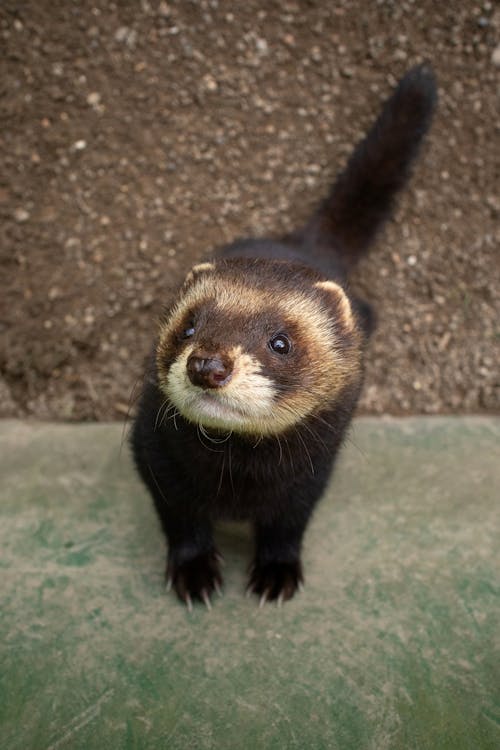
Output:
[181, 323, 196, 339]
[269, 334, 291, 355]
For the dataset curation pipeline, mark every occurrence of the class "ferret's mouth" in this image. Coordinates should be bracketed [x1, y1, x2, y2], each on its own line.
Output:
[167, 383, 278, 434]
[193, 391, 248, 423]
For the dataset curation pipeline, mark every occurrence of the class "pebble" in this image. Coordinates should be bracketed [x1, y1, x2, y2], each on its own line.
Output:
[311, 46, 322, 62]
[115, 27, 137, 47]
[48, 287, 61, 301]
[158, 1, 171, 17]
[115, 27, 129, 42]
[73, 140, 87, 151]
[202, 74, 218, 92]
[14, 208, 30, 222]
[438, 332, 452, 351]
[86, 92, 101, 107]
[492, 45, 500, 67]
[255, 37, 268, 54]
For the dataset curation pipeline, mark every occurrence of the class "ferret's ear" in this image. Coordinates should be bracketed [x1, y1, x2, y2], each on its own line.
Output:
[351, 297, 377, 337]
[183, 262, 216, 287]
[314, 280, 354, 330]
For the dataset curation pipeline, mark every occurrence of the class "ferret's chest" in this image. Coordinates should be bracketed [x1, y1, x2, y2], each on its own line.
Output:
[170, 429, 329, 519]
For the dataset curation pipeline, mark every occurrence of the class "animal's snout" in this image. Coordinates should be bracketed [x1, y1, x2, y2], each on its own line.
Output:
[187, 352, 233, 389]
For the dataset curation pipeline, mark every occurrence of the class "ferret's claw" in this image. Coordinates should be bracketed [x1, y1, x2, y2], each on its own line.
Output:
[214, 580, 223, 597]
[277, 592, 284, 607]
[201, 589, 212, 611]
[165, 577, 172, 593]
[215, 551, 225, 567]
[185, 594, 193, 612]
[259, 590, 270, 608]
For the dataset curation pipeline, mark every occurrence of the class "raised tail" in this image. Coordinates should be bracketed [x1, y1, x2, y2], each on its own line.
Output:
[302, 64, 437, 267]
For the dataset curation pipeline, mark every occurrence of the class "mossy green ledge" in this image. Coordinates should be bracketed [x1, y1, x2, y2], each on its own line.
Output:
[1, 417, 499, 750]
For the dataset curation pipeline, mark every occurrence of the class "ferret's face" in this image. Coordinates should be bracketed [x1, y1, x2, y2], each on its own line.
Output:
[156, 260, 361, 436]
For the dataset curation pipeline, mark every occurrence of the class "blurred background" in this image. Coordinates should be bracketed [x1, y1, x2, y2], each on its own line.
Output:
[1, 0, 498, 420]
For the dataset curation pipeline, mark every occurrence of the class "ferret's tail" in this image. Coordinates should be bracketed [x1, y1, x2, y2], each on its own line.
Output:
[301, 64, 437, 267]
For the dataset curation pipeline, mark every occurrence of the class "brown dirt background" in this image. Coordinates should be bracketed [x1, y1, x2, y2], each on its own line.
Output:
[1, 0, 499, 421]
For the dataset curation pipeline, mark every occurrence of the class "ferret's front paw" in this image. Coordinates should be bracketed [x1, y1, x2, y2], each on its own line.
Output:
[247, 560, 303, 606]
[167, 550, 223, 611]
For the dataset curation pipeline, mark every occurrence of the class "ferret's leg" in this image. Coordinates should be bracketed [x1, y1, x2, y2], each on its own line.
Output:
[153, 486, 223, 607]
[248, 515, 309, 605]
[160, 509, 221, 610]
[132, 432, 222, 608]
[247, 458, 336, 605]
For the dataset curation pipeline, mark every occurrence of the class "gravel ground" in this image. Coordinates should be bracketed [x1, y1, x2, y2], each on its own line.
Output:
[1, 0, 499, 420]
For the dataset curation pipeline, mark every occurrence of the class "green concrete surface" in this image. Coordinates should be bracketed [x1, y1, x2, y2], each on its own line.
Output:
[0, 417, 499, 750]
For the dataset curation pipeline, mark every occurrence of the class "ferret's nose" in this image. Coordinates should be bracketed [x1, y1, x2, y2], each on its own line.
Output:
[187, 353, 233, 389]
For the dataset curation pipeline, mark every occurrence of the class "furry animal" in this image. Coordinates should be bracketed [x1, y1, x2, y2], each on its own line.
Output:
[131, 65, 437, 609]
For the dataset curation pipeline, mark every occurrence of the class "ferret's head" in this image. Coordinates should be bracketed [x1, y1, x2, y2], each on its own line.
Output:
[156, 259, 362, 436]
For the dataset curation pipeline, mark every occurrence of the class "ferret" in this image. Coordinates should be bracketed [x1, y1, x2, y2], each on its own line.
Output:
[131, 65, 437, 609]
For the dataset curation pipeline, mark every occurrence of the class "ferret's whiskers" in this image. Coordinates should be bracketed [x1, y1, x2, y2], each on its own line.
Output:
[172, 409, 179, 430]
[154, 398, 172, 431]
[295, 428, 315, 476]
[283, 435, 295, 474]
[275, 434, 283, 466]
[147, 462, 170, 505]
[344, 430, 368, 461]
[228, 439, 235, 499]
[216, 447, 226, 497]
[196, 424, 230, 453]
[160, 403, 179, 429]
[300, 419, 328, 453]
[199, 424, 232, 444]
